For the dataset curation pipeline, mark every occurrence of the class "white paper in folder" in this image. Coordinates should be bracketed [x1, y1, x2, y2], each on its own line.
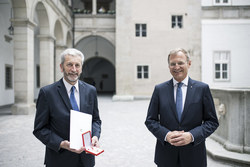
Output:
[70, 110, 92, 149]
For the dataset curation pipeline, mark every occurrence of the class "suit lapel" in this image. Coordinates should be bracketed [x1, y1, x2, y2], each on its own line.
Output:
[181, 77, 195, 122]
[57, 79, 71, 111]
[167, 79, 179, 122]
[79, 81, 86, 113]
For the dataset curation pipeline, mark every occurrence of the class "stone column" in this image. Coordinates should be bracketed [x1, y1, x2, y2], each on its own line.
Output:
[92, 0, 97, 15]
[37, 35, 55, 87]
[55, 44, 67, 81]
[11, 19, 37, 115]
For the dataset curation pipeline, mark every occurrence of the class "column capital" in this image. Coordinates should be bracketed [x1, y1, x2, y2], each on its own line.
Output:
[55, 44, 68, 49]
[37, 34, 56, 41]
[12, 18, 37, 29]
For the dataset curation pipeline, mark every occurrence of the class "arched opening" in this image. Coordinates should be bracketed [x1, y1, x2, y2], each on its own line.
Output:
[54, 20, 63, 45]
[33, 8, 40, 99]
[35, 2, 49, 34]
[66, 31, 72, 47]
[54, 20, 64, 81]
[76, 35, 115, 65]
[75, 35, 115, 94]
[80, 57, 115, 94]
[33, 2, 50, 99]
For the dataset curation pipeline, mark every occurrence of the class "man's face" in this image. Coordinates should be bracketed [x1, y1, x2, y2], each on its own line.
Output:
[168, 51, 191, 82]
[60, 54, 82, 85]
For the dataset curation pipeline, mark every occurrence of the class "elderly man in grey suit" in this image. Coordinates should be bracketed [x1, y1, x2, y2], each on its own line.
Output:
[145, 48, 219, 167]
[33, 48, 101, 167]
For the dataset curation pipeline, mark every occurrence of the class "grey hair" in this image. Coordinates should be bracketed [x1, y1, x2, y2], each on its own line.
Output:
[168, 48, 190, 64]
[60, 48, 84, 65]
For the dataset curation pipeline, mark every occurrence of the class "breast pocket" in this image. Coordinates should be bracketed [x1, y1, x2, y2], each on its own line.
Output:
[80, 97, 94, 115]
[185, 102, 203, 125]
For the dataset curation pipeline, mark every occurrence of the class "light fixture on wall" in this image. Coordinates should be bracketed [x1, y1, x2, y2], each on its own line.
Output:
[8, 25, 14, 35]
[95, 36, 99, 56]
[8, 8, 14, 35]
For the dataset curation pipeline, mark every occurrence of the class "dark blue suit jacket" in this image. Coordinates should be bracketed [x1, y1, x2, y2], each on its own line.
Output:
[145, 78, 219, 167]
[33, 79, 101, 167]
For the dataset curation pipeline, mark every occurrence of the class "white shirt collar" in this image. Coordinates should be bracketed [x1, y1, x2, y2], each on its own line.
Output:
[62, 78, 79, 94]
[173, 76, 189, 87]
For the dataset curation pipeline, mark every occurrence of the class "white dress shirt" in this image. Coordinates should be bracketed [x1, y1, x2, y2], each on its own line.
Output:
[63, 78, 80, 111]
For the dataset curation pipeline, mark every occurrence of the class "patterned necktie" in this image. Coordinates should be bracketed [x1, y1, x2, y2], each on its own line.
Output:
[176, 82, 183, 121]
[70, 86, 79, 111]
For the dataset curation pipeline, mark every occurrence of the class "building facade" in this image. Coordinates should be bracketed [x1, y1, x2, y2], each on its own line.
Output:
[201, 0, 250, 88]
[0, 0, 73, 114]
[114, 0, 201, 99]
[201, 0, 250, 159]
[0, 0, 14, 107]
[0, 0, 202, 114]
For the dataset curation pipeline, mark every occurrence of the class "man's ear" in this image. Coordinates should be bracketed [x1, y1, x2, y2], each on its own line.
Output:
[60, 64, 63, 72]
[188, 60, 192, 68]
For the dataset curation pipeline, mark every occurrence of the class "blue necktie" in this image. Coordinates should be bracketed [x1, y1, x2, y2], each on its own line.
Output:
[70, 86, 79, 111]
[176, 82, 183, 121]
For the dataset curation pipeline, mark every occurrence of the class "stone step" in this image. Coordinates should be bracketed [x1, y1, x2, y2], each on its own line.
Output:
[206, 138, 250, 167]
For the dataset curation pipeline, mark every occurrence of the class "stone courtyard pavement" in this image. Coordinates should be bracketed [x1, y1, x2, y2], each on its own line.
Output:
[0, 96, 231, 167]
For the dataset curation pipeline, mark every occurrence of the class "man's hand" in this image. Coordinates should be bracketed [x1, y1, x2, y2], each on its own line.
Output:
[167, 131, 192, 146]
[60, 140, 85, 154]
[92, 136, 100, 148]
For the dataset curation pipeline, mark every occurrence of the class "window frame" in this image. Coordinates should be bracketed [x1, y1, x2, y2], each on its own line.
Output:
[137, 65, 149, 79]
[135, 23, 147, 37]
[213, 51, 230, 82]
[141, 24, 147, 37]
[171, 15, 183, 29]
[36, 65, 40, 88]
[5, 64, 13, 89]
[213, 0, 231, 6]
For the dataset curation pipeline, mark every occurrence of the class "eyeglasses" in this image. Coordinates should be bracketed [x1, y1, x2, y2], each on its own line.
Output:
[169, 61, 186, 67]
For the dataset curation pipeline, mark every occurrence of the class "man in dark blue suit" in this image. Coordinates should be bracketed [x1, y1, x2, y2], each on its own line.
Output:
[33, 48, 101, 167]
[145, 48, 219, 167]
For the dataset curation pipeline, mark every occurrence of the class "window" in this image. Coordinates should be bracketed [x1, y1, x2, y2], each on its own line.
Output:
[172, 15, 183, 29]
[36, 65, 40, 88]
[135, 24, 147, 37]
[97, 0, 116, 14]
[214, 0, 230, 5]
[137, 65, 149, 79]
[5, 65, 13, 89]
[214, 51, 230, 81]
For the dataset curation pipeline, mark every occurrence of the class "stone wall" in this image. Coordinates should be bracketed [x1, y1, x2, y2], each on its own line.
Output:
[211, 88, 250, 153]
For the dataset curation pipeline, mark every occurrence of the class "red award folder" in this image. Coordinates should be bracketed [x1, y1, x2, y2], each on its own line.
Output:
[82, 131, 104, 156]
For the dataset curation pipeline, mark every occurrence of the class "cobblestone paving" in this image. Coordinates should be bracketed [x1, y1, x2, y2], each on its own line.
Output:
[0, 96, 230, 167]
